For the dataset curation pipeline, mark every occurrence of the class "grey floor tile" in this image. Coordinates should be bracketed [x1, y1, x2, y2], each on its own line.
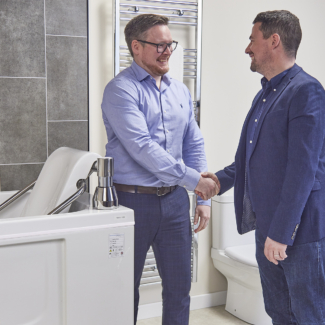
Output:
[0, 163, 43, 191]
[46, 36, 88, 120]
[137, 305, 249, 325]
[48, 121, 88, 156]
[0, 0, 45, 77]
[0, 78, 47, 164]
[45, 0, 87, 37]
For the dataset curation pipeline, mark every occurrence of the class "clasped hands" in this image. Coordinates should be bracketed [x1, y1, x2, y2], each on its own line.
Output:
[194, 172, 220, 200]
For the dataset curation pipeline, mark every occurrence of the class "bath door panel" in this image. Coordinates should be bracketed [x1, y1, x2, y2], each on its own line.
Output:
[0, 240, 64, 325]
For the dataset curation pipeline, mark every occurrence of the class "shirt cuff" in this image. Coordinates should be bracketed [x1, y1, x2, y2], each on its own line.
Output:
[178, 166, 201, 191]
[197, 197, 211, 207]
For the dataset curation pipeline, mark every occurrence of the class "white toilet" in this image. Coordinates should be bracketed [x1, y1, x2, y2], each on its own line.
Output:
[211, 190, 272, 325]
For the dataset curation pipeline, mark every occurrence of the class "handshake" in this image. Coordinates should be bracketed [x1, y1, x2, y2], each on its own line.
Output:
[194, 172, 220, 200]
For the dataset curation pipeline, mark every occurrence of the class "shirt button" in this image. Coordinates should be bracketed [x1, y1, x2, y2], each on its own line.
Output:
[250, 140, 253, 144]
[164, 110, 167, 113]
[274, 89, 276, 91]
[255, 119, 257, 122]
[166, 130, 169, 133]
[167, 149, 170, 153]
[263, 99, 266, 102]
[184, 185, 186, 188]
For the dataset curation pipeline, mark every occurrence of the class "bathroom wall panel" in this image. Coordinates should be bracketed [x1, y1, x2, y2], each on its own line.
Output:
[0, 78, 47, 164]
[0, 0, 45, 77]
[48, 121, 88, 156]
[46, 36, 88, 121]
[0, 164, 44, 191]
[45, 0, 87, 37]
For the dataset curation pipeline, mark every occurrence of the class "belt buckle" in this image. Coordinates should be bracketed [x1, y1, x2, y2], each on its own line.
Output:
[157, 187, 167, 196]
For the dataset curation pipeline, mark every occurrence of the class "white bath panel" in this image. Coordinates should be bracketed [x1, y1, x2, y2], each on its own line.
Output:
[0, 240, 64, 325]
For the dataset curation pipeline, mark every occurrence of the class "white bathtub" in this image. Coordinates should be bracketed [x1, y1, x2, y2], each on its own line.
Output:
[0, 191, 134, 325]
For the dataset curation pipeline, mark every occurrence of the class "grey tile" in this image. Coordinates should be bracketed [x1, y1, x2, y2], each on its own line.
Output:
[48, 121, 88, 156]
[0, 0, 45, 77]
[47, 36, 88, 120]
[0, 78, 47, 164]
[45, 0, 87, 36]
[0, 164, 43, 191]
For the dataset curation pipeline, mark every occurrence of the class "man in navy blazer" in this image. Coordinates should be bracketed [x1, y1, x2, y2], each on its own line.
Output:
[202, 10, 325, 324]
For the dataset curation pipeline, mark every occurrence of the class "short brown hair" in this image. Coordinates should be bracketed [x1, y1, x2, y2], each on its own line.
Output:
[124, 14, 169, 57]
[253, 10, 302, 58]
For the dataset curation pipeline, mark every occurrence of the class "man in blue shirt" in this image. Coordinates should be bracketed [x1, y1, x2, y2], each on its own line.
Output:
[101, 14, 218, 325]
[204, 10, 325, 324]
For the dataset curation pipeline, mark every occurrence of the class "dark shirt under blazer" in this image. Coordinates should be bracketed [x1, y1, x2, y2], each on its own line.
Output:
[216, 64, 325, 246]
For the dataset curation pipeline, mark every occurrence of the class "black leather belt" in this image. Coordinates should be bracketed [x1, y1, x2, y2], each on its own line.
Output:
[114, 183, 177, 196]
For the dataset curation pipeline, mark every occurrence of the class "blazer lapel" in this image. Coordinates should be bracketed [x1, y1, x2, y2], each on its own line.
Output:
[248, 64, 302, 161]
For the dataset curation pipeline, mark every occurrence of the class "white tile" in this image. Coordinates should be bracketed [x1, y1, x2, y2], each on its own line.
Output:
[137, 305, 249, 325]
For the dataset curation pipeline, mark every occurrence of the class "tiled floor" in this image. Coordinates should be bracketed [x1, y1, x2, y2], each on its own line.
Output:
[137, 305, 250, 324]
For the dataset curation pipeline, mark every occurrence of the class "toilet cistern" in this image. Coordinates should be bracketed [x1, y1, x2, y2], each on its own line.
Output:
[93, 157, 118, 209]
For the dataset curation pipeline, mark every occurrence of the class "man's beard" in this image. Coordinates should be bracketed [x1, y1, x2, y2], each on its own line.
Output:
[142, 57, 169, 76]
[250, 58, 257, 72]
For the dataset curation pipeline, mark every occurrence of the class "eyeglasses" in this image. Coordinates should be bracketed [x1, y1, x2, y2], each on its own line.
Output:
[137, 40, 178, 53]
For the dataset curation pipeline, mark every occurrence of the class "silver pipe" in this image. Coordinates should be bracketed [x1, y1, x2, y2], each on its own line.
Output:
[184, 68, 196, 72]
[120, 10, 197, 19]
[120, 3, 198, 13]
[114, 0, 120, 76]
[120, 53, 197, 60]
[120, 17, 197, 26]
[143, 264, 157, 271]
[123, 0, 198, 6]
[48, 179, 87, 215]
[140, 276, 162, 284]
[0, 180, 37, 213]
[120, 45, 197, 52]
[195, 0, 202, 125]
[140, 281, 161, 287]
[184, 75, 197, 78]
[144, 258, 156, 265]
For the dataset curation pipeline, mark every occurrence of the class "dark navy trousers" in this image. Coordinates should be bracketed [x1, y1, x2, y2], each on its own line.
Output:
[117, 186, 192, 325]
[256, 229, 325, 324]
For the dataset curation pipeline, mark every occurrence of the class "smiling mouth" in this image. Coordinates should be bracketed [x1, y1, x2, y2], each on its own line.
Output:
[157, 56, 170, 63]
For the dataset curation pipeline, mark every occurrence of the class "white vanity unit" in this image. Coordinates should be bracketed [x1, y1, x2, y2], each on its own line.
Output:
[0, 191, 134, 325]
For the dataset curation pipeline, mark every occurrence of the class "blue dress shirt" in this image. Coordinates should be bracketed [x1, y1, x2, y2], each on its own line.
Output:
[246, 68, 290, 210]
[101, 61, 210, 206]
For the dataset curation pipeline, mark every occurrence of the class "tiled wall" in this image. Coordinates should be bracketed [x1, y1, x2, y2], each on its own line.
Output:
[0, 0, 88, 191]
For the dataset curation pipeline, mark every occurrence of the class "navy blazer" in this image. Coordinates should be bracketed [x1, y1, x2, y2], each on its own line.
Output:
[216, 64, 325, 245]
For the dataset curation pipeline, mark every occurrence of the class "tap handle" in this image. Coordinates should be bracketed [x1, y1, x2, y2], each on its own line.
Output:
[97, 157, 114, 177]
[97, 157, 114, 187]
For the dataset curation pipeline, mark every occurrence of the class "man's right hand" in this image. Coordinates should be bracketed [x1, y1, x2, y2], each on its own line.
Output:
[201, 172, 221, 190]
[194, 176, 220, 200]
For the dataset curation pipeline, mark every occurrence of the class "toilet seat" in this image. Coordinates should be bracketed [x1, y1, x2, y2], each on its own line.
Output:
[225, 244, 257, 267]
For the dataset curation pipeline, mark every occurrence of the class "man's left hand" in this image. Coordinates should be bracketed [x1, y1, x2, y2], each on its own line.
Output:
[194, 205, 211, 233]
[264, 236, 288, 265]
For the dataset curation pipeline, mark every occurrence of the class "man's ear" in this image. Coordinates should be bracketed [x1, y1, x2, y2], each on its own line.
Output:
[271, 33, 281, 49]
[131, 40, 141, 56]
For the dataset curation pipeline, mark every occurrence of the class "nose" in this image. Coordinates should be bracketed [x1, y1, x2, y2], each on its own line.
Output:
[245, 42, 251, 54]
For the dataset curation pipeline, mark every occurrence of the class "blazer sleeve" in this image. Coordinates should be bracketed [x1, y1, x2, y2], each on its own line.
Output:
[267, 81, 325, 245]
[216, 162, 235, 195]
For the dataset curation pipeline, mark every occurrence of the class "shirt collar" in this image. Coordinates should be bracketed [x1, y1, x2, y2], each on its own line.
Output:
[261, 66, 293, 90]
[130, 60, 172, 88]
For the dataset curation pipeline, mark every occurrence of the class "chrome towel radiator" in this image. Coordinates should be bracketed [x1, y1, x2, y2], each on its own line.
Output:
[113, 0, 203, 124]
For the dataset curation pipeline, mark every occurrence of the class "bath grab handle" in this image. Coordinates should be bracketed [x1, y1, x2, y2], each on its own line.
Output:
[48, 160, 98, 215]
[0, 161, 98, 215]
[47, 179, 87, 215]
[0, 180, 37, 213]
